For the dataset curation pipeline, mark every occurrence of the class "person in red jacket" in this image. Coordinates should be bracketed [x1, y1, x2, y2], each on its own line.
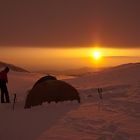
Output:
[0, 67, 10, 103]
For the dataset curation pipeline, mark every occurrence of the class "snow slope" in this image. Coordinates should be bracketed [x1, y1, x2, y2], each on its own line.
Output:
[0, 64, 140, 140]
[66, 63, 140, 89]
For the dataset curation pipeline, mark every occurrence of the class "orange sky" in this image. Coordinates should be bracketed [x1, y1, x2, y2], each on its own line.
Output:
[0, 47, 140, 71]
[0, 1, 139, 71]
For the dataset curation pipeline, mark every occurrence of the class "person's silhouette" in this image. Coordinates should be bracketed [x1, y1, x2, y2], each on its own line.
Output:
[0, 67, 10, 103]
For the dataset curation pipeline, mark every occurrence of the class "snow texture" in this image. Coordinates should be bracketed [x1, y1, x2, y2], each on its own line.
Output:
[0, 67, 140, 140]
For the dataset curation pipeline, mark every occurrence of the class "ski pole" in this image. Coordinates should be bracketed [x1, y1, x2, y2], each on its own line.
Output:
[13, 93, 16, 111]
[98, 88, 103, 99]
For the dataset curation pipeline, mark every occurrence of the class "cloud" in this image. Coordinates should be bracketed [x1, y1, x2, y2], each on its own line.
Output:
[0, 0, 140, 48]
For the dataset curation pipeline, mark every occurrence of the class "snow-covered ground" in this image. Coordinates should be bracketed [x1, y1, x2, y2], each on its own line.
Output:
[0, 68, 140, 140]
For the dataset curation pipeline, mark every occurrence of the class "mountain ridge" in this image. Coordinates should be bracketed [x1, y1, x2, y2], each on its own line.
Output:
[0, 61, 29, 72]
[66, 62, 140, 88]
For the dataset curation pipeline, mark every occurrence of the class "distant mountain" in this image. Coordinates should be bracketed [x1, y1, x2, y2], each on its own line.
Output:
[55, 67, 96, 76]
[0, 61, 29, 72]
[104, 62, 140, 72]
[41, 67, 101, 76]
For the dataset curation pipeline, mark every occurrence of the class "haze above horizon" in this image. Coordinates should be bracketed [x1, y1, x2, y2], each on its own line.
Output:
[0, 47, 140, 71]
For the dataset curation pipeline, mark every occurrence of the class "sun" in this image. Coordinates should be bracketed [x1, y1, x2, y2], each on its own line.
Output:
[92, 51, 102, 60]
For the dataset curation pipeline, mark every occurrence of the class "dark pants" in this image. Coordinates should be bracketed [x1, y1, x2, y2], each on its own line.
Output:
[0, 80, 10, 103]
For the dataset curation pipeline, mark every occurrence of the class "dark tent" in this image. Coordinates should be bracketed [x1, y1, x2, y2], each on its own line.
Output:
[25, 79, 80, 108]
[33, 75, 57, 88]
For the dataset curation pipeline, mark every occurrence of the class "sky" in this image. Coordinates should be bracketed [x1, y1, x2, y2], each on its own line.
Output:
[0, 0, 140, 71]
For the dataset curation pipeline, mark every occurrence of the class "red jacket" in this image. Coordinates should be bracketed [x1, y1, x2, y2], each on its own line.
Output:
[0, 71, 8, 82]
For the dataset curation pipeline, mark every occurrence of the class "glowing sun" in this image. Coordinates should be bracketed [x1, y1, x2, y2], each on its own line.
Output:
[93, 51, 102, 60]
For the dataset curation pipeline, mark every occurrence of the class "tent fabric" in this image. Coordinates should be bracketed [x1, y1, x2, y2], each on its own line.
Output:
[33, 75, 57, 88]
[25, 79, 80, 108]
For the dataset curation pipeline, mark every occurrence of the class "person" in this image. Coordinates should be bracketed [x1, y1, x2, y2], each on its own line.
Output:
[0, 67, 10, 103]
